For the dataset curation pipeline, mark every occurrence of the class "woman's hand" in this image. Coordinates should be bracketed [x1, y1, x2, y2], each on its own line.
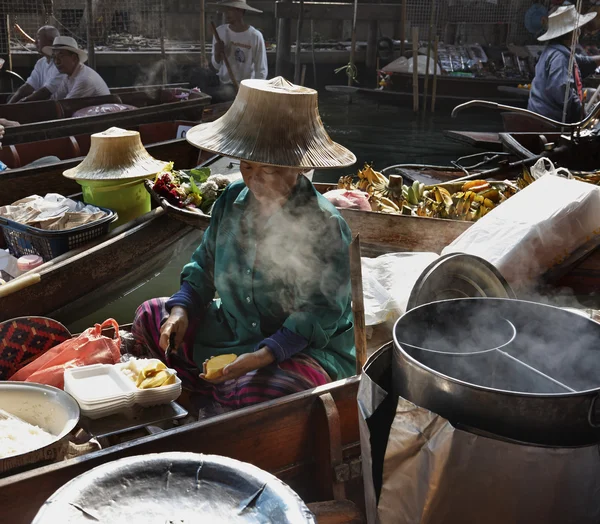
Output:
[200, 347, 275, 384]
[159, 306, 189, 351]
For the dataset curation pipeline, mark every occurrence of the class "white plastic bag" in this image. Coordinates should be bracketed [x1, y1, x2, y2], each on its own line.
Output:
[442, 175, 600, 289]
[362, 252, 440, 325]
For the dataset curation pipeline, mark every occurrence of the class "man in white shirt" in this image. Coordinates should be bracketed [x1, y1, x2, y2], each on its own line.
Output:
[43, 36, 110, 100]
[8, 26, 64, 103]
[210, 0, 267, 101]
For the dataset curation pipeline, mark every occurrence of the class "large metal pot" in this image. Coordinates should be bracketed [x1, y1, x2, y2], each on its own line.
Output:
[392, 298, 600, 446]
[33, 452, 315, 523]
[0, 383, 80, 477]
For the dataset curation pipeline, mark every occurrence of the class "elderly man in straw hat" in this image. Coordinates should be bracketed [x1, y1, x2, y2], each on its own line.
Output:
[131, 77, 356, 410]
[209, 0, 267, 101]
[528, 5, 600, 123]
[43, 36, 110, 100]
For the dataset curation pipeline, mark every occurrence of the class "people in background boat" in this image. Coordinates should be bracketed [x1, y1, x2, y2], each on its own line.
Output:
[528, 5, 600, 123]
[42, 36, 110, 100]
[8, 26, 64, 104]
[131, 77, 357, 413]
[208, 0, 268, 102]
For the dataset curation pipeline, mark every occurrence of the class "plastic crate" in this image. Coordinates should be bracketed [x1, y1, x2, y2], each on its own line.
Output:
[0, 207, 117, 262]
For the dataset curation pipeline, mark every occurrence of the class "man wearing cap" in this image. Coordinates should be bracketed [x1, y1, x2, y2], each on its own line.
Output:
[43, 36, 110, 100]
[210, 0, 268, 101]
[528, 5, 600, 122]
[8, 26, 64, 103]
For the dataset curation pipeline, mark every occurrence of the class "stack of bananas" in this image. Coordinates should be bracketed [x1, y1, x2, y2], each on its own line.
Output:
[337, 162, 519, 223]
[338, 164, 406, 213]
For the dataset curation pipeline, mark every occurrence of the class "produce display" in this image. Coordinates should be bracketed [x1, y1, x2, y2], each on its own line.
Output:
[120, 359, 177, 389]
[205, 354, 237, 380]
[152, 163, 231, 214]
[336, 164, 518, 222]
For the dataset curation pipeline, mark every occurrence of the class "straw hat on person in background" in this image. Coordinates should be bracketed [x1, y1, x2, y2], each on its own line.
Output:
[538, 5, 597, 41]
[42, 36, 89, 63]
[185, 77, 357, 169]
[209, 0, 263, 13]
[63, 128, 168, 180]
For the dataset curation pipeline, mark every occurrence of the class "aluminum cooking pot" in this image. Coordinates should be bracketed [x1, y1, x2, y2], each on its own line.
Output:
[0, 382, 80, 477]
[392, 297, 600, 446]
[32, 452, 316, 523]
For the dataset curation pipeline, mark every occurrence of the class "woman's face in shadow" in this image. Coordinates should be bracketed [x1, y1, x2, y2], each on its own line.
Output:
[240, 161, 300, 203]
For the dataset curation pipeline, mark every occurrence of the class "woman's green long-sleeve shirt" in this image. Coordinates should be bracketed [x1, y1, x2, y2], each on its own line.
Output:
[179, 175, 356, 380]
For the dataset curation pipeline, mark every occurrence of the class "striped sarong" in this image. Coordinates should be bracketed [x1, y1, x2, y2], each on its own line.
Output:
[130, 298, 331, 409]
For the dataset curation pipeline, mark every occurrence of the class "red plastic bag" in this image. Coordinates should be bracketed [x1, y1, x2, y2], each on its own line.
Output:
[9, 319, 121, 389]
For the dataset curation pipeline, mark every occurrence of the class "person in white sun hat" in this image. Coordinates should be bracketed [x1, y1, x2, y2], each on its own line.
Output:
[528, 4, 600, 123]
[43, 36, 110, 100]
[209, 0, 268, 101]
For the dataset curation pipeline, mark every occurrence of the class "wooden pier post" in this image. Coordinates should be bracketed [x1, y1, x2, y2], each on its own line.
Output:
[431, 35, 439, 113]
[366, 20, 378, 70]
[412, 26, 419, 113]
[293, 0, 304, 84]
[400, 0, 407, 56]
[85, 0, 96, 70]
[276, 0, 292, 78]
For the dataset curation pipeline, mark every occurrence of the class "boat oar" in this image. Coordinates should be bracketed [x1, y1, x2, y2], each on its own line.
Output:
[211, 22, 238, 91]
[0, 273, 41, 299]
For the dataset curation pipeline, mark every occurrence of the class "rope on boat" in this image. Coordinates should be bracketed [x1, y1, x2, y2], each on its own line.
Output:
[562, 0, 583, 123]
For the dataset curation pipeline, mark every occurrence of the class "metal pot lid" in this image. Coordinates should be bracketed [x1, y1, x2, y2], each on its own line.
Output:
[32, 452, 315, 524]
[407, 253, 515, 311]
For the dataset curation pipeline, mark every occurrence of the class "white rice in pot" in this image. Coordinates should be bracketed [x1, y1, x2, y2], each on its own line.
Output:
[0, 417, 55, 459]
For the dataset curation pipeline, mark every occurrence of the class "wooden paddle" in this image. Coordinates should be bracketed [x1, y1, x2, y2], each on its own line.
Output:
[211, 21, 239, 91]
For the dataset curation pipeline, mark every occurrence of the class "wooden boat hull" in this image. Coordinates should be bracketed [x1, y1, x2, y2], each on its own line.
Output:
[2, 89, 212, 146]
[0, 375, 362, 524]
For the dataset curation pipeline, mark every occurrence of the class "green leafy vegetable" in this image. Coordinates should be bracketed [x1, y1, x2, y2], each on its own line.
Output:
[189, 167, 211, 184]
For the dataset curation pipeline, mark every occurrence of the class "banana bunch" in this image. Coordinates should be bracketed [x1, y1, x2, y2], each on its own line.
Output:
[370, 195, 400, 214]
[356, 164, 389, 196]
[402, 180, 425, 205]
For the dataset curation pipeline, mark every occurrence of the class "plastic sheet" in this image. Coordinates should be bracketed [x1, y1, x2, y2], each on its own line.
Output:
[442, 175, 600, 289]
[359, 345, 600, 524]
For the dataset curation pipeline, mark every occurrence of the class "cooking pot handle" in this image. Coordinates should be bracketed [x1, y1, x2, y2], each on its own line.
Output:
[588, 393, 600, 428]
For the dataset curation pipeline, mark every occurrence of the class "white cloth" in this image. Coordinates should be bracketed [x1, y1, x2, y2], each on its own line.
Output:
[26, 57, 64, 94]
[52, 63, 110, 100]
[211, 25, 268, 85]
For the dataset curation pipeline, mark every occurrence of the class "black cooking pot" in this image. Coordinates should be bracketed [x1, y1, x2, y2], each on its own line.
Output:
[393, 298, 600, 446]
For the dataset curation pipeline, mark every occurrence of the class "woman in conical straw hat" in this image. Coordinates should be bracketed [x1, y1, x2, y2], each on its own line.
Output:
[131, 77, 357, 409]
[528, 4, 600, 123]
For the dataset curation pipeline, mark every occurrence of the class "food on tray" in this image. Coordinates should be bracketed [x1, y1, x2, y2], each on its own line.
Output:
[120, 358, 177, 389]
[205, 354, 237, 380]
[0, 413, 54, 459]
[152, 163, 231, 214]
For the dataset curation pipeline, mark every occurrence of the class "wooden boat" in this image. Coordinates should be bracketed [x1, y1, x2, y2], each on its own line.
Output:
[1, 88, 212, 146]
[0, 367, 366, 523]
[500, 131, 600, 172]
[145, 153, 600, 298]
[0, 108, 234, 322]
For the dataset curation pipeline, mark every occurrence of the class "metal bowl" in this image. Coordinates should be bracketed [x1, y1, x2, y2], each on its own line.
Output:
[33, 452, 316, 523]
[0, 382, 80, 477]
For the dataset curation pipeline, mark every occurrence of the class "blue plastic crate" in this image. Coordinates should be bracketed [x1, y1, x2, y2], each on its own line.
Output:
[0, 207, 117, 262]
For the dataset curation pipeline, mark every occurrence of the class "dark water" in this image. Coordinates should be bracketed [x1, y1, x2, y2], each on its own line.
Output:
[67, 94, 501, 332]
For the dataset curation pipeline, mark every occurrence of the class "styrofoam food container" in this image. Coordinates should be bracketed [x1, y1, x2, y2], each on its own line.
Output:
[64, 360, 182, 418]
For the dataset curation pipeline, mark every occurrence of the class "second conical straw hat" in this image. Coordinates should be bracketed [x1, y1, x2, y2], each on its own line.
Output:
[186, 77, 356, 169]
[63, 127, 169, 180]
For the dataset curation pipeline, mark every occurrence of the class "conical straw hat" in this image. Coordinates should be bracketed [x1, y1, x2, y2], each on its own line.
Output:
[538, 5, 596, 41]
[186, 77, 356, 169]
[63, 127, 169, 180]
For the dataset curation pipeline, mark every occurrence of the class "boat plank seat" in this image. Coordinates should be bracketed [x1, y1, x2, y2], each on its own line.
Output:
[58, 94, 123, 118]
[307, 500, 365, 524]
[0, 145, 18, 168]
[10, 136, 81, 168]
[137, 120, 197, 144]
[0, 99, 61, 124]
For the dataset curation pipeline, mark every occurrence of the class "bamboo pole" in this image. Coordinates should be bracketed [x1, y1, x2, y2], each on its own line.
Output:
[412, 26, 419, 113]
[348, 0, 359, 86]
[159, 0, 167, 84]
[300, 64, 306, 86]
[350, 235, 367, 375]
[423, 0, 435, 110]
[211, 21, 238, 90]
[200, 0, 207, 68]
[294, 0, 304, 84]
[431, 35, 439, 113]
[85, 0, 96, 70]
[400, 0, 406, 56]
